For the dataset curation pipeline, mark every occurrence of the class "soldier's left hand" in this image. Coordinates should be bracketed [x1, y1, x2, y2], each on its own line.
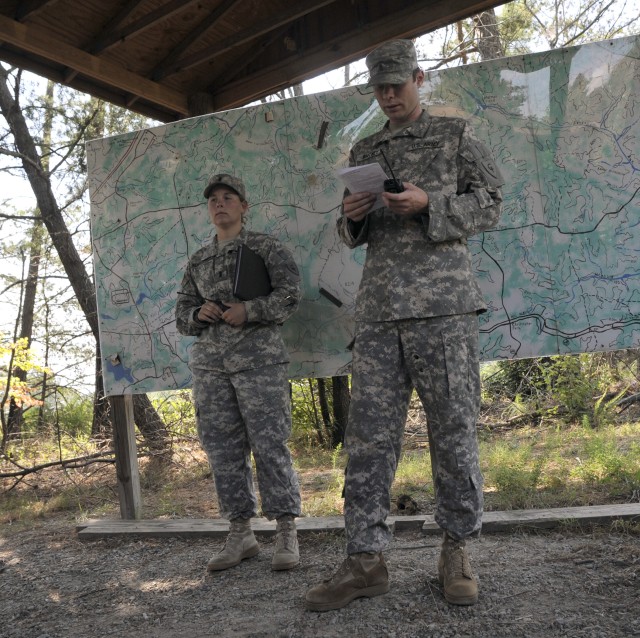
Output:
[221, 302, 247, 327]
[382, 182, 429, 217]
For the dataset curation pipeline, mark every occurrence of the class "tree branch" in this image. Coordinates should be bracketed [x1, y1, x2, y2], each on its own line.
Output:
[1, 450, 116, 478]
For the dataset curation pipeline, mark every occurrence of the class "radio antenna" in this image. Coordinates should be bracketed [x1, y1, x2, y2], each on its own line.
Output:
[379, 148, 404, 193]
[379, 148, 397, 180]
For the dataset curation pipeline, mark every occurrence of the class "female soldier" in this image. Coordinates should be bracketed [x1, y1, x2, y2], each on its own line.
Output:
[175, 173, 301, 572]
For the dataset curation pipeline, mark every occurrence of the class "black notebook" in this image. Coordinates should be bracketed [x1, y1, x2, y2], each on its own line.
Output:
[233, 244, 272, 301]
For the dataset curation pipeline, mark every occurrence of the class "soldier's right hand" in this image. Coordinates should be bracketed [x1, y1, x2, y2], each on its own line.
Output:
[197, 300, 223, 323]
[343, 192, 375, 222]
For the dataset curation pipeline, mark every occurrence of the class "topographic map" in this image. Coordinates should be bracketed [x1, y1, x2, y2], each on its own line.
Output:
[87, 35, 640, 396]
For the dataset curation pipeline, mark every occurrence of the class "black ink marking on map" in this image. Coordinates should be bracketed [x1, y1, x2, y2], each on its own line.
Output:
[319, 287, 342, 307]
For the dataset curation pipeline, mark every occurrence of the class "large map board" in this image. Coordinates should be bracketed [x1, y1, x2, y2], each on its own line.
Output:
[87, 35, 640, 396]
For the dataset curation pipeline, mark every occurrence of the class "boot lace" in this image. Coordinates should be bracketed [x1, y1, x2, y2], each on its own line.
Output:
[323, 556, 354, 584]
[275, 519, 296, 551]
[225, 519, 251, 548]
[447, 542, 473, 579]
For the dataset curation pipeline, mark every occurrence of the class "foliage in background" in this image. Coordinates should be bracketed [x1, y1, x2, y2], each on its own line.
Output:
[417, 0, 636, 69]
[152, 390, 196, 439]
[1, 335, 50, 408]
[482, 352, 639, 427]
[3, 350, 640, 525]
[290, 379, 336, 448]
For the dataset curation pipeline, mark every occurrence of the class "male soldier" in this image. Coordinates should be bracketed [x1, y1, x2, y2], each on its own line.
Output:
[305, 40, 504, 611]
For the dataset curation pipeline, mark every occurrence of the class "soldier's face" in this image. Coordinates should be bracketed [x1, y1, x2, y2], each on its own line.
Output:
[373, 71, 424, 127]
[207, 186, 247, 232]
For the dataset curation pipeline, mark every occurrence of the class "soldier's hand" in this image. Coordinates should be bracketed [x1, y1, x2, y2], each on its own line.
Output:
[343, 192, 376, 222]
[221, 302, 247, 327]
[382, 182, 429, 217]
[197, 300, 224, 323]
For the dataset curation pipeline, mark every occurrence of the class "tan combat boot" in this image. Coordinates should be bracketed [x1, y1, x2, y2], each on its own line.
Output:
[271, 515, 299, 571]
[207, 518, 259, 571]
[438, 533, 478, 605]
[305, 552, 389, 612]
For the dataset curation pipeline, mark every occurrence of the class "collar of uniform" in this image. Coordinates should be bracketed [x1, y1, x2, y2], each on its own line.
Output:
[376, 109, 430, 144]
[213, 228, 248, 254]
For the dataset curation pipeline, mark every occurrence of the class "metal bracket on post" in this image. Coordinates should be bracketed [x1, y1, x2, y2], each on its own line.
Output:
[109, 394, 141, 519]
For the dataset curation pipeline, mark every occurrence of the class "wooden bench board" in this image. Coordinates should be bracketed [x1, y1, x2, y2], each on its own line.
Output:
[76, 503, 640, 540]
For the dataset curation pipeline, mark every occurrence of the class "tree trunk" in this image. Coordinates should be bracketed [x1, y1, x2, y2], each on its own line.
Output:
[6, 221, 45, 435]
[317, 378, 332, 429]
[473, 9, 505, 61]
[132, 394, 170, 454]
[307, 379, 324, 446]
[0, 69, 168, 452]
[92, 340, 112, 438]
[35, 289, 51, 431]
[330, 376, 350, 447]
[0, 71, 97, 336]
[6, 82, 53, 435]
[6, 257, 35, 428]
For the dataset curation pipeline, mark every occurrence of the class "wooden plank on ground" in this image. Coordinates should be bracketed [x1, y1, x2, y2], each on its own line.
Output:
[76, 503, 640, 540]
[422, 503, 640, 534]
[77, 516, 348, 540]
[388, 515, 431, 531]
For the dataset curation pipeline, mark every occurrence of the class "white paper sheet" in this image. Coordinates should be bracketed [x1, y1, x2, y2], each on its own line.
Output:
[335, 163, 389, 210]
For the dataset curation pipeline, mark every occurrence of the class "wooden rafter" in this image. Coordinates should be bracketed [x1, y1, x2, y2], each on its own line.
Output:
[0, 13, 189, 116]
[156, 0, 340, 80]
[85, 0, 148, 53]
[14, 0, 59, 22]
[206, 0, 501, 109]
[149, 0, 241, 81]
[207, 24, 292, 92]
[90, 0, 200, 55]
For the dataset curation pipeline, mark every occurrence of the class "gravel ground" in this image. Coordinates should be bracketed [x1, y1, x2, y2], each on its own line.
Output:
[1, 518, 638, 638]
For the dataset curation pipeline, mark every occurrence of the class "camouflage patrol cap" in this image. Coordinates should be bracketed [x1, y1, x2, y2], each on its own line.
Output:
[366, 39, 418, 86]
[203, 173, 247, 201]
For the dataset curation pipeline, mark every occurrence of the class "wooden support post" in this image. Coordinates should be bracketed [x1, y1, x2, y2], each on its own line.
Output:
[109, 394, 141, 520]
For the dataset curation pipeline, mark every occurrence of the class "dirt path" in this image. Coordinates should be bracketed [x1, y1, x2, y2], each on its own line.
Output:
[1, 517, 638, 637]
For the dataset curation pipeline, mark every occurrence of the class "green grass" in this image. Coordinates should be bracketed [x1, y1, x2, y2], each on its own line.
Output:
[478, 421, 640, 510]
[2, 420, 640, 524]
[393, 449, 434, 503]
[296, 420, 640, 517]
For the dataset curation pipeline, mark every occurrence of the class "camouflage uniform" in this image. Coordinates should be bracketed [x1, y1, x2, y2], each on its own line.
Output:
[339, 110, 503, 553]
[175, 228, 301, 520]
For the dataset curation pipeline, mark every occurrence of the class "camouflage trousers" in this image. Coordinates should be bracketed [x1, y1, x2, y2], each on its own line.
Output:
[344, 313, 483, 554]
[191, 364, 301, 520]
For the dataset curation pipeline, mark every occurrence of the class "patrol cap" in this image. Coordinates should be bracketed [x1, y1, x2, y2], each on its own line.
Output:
[366, 39, 418, 87]
[203, 173, 247, 201]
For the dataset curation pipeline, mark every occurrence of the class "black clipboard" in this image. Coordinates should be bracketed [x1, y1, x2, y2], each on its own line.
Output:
[233, 244, 272, 301]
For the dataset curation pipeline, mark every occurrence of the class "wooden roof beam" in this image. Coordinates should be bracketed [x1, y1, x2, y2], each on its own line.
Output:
[0, 46, 177, 121]
[207, 0, 505, 109]
[206, 25, 292, 91]
[14, 0, 60, 22]
[0, 14, 189, 116]
[150, 0, 241, 81]
[89, 0, 200, 55]
[85, 0, 148, 51]
[64, 0, 147, 84]
[156, 0, 340, 80]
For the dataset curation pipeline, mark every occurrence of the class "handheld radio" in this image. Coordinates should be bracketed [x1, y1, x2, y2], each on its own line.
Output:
[379, 148, 404, 193]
